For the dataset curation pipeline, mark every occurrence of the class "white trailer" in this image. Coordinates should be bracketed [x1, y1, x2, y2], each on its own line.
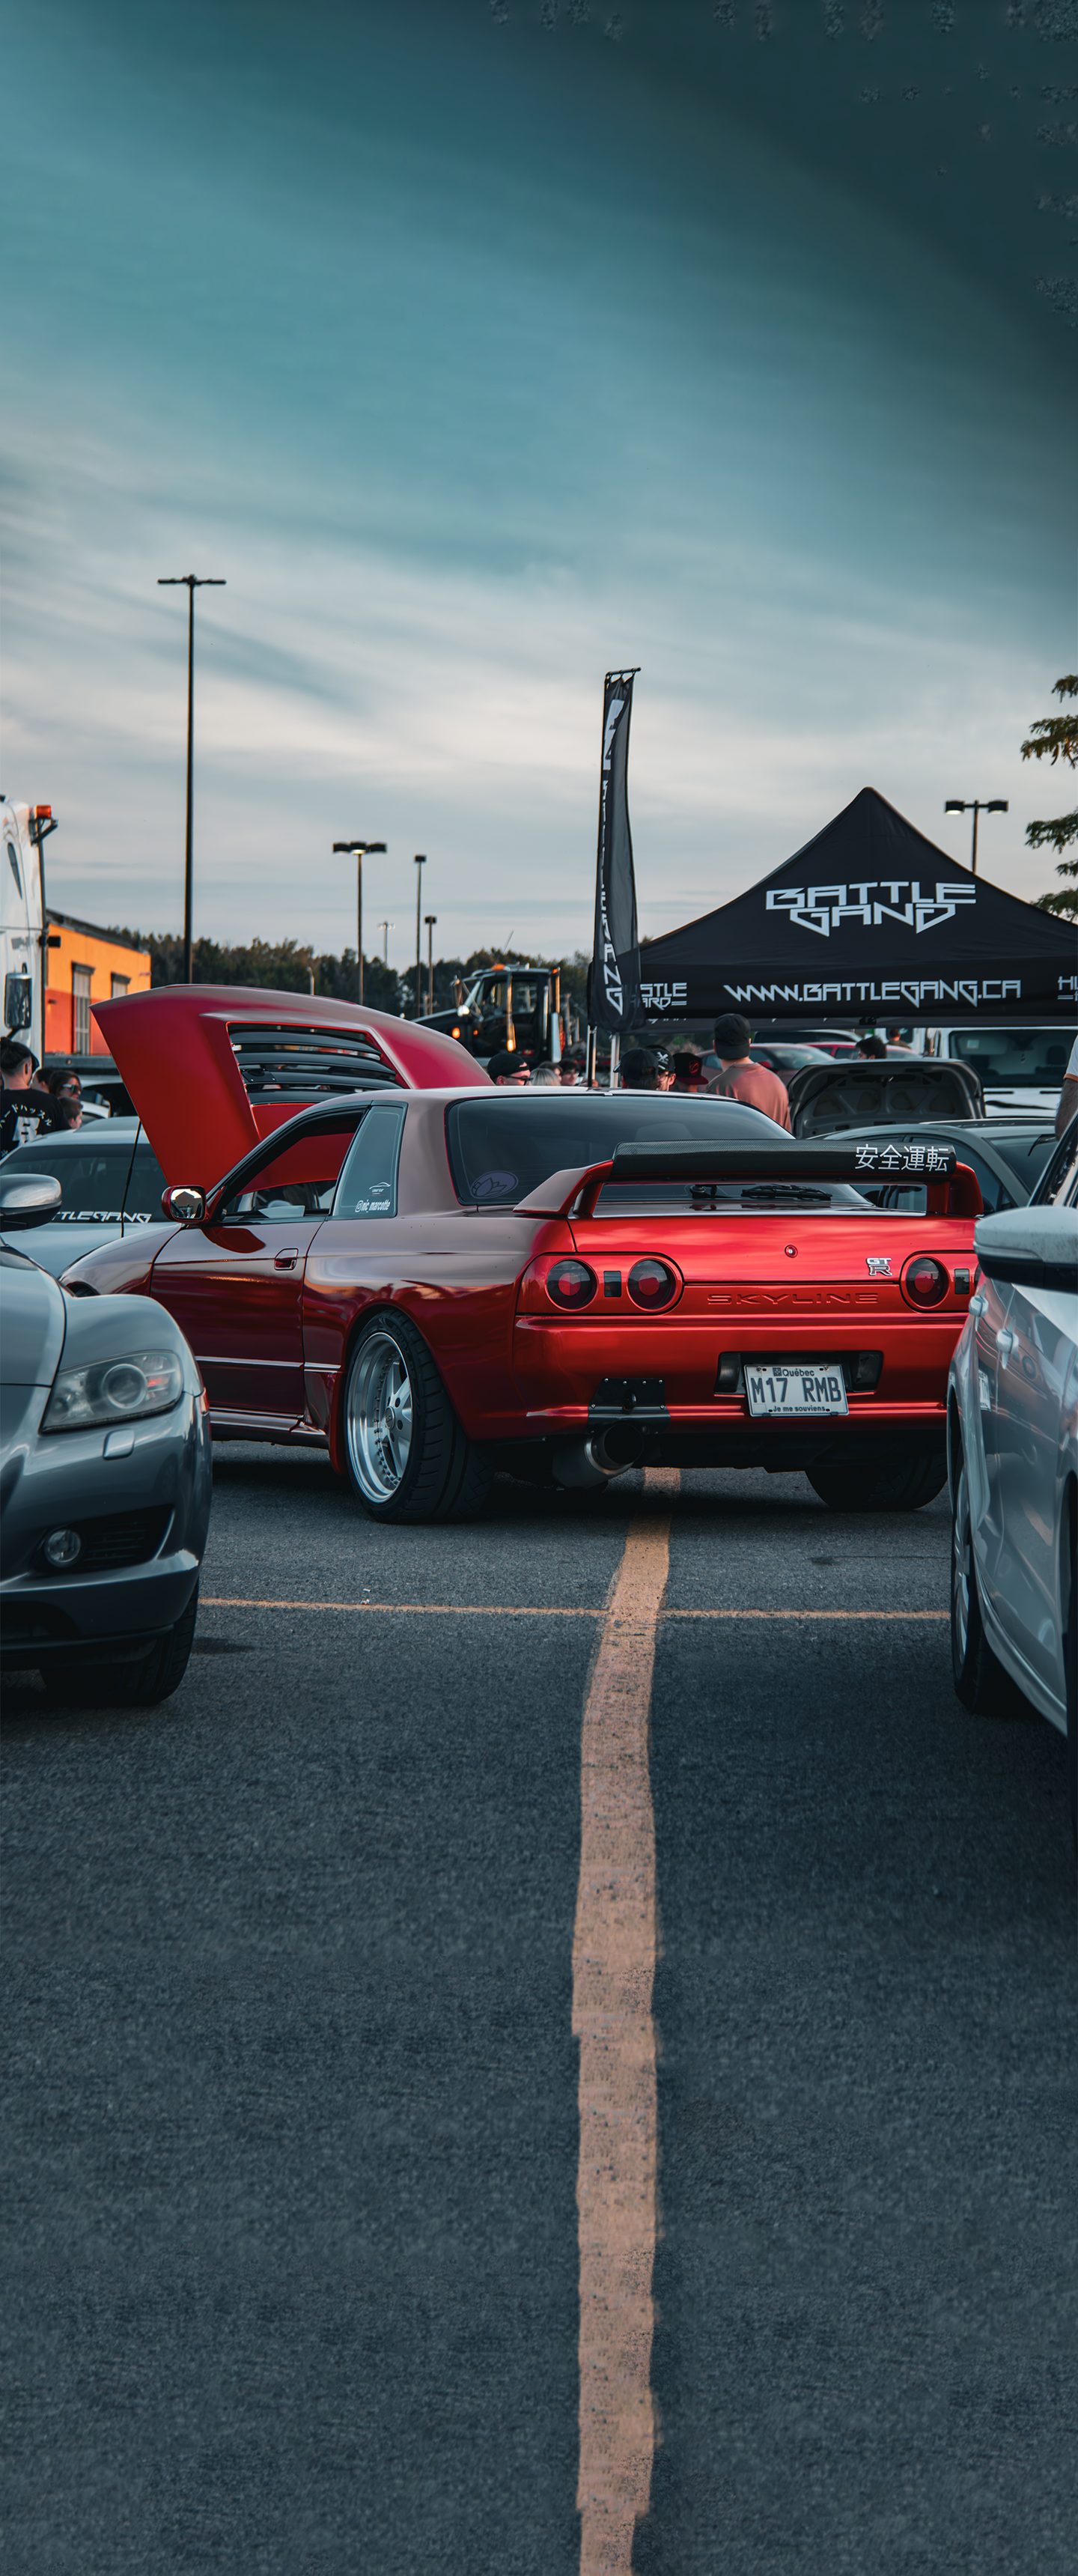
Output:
[0, 800, 55, 1060]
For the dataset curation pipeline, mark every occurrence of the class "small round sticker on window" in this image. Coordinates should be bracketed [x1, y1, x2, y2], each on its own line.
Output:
[472, 1170, 518, 1200]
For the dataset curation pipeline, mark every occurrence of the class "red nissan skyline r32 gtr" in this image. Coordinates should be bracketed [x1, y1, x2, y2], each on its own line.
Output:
[61, 1086, 984, 1522]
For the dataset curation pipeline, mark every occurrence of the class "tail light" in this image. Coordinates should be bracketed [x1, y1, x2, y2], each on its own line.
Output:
[627, 1259, 678, 1310]
[901, 1254, 948, 1309]
[547, 1260, 597, 1310]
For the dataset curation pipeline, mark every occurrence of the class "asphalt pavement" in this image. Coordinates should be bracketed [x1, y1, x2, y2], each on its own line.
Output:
[3, 1447, 1075, 2574]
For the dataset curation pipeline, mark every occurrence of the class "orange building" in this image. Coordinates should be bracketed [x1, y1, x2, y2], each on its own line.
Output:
[44, 911, 151, 1056]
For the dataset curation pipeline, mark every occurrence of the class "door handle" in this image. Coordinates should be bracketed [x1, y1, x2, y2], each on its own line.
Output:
[995, 1328, 1014, 1367]
[273, 1247, 300, 1270]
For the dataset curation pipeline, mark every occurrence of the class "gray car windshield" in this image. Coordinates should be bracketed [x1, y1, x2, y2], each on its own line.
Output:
[445, 1094, 774, 1206]
[0, 1137, 166, 1223]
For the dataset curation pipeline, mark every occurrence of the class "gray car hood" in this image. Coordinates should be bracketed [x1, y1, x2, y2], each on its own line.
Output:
[975, 1206, 1078, 1269]
[7, 1221, 137, 1281]
[0, 1251, 67, 1388]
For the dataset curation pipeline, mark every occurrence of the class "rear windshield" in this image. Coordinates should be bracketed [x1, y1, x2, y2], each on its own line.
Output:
[445, 1094, 777, 1206]
[949, 1027, 1075, 1087]
[0, 1137, 166, 1224]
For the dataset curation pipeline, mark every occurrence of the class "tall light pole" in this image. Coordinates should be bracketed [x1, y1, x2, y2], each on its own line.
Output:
[157, 574, 226, 982]
[425, 915, 437, 1017]
[944, 797, 1008, 878]
[414, 855, 427, 1017]
[332, 839, 386, 1003]
[379, 920, 394, 966]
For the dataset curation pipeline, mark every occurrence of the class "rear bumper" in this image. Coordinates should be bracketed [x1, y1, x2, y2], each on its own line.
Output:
[637, 1421, 946, 1474]
[493, 1407, 947, 1477]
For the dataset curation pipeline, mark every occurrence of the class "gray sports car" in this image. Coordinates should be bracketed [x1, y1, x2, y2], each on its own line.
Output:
[1, 1173, 211, 1704]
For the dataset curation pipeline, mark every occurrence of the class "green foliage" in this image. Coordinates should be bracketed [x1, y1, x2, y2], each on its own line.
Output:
[1026, 810, 1078, 853]
[104, 932, 586, 1021]
[1022, 674, 1078, 899]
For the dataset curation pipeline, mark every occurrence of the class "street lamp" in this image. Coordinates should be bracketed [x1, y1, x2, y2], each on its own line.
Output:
[27, 806, 59, 1048]
[379, 920, 394, 967]
[424, 915, 437, 1017]
[414, 855, 427, 1017]
[157, 574, 226, 983]
[943, 797, 1008, 877]
[332, 840, 386, 1003]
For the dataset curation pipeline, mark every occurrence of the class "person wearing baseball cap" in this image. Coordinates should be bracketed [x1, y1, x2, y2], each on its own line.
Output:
[707, 1013, 792, 1129]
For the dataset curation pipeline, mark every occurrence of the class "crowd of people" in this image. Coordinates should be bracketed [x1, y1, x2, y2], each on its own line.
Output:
[485, 1012, 797, 1127]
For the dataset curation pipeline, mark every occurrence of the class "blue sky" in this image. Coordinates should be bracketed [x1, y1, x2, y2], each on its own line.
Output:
[1, 0, 1076, 971]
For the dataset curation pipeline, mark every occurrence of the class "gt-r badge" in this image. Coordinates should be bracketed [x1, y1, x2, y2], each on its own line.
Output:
[866, 1255, 892, 1277]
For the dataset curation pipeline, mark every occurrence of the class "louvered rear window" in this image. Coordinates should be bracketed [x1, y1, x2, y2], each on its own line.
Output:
[228, 1023, 402, 1100]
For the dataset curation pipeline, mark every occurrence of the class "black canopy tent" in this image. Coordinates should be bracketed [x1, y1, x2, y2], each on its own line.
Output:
[632, 789, 1077, 1027]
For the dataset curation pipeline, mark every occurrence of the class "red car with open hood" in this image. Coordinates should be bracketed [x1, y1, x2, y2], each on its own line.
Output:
[61, 1072, 983, 1523]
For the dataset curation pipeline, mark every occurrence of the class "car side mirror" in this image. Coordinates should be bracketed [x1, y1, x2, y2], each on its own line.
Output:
[0, 1173, 63, 1230]
[162, 1185, 207, 1224]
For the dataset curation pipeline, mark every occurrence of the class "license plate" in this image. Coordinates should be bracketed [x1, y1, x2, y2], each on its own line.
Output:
[745, 1364, 848, 1418]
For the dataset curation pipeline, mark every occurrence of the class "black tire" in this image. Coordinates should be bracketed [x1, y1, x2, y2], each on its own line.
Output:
[808, 1453, 948, 1513]
[341, 1308, 495, 1525]
[950, 1450, 1005, 1714]
[41, 1584, 200, 1710]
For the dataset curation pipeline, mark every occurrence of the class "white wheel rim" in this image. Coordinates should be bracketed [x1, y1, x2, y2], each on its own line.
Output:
[347, 1330, 414, 1504]
[952, 1464, 972, 1663]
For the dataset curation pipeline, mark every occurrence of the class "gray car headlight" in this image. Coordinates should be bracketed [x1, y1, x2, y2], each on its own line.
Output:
[41, 1348, 185, 1433]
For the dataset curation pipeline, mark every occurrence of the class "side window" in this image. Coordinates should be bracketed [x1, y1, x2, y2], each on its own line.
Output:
[332, 1104, 406, 1218]
[218, 1124, 360, 1224]
[1030, 1120, 1078, 1209]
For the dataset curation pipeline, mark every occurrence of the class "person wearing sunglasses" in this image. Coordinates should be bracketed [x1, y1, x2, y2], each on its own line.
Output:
[40, 1066, 84, 1128]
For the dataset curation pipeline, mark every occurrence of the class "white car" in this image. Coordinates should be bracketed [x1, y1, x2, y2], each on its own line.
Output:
[948, 1126, 1078, 1839]
[914, 1022, 1077, 1120]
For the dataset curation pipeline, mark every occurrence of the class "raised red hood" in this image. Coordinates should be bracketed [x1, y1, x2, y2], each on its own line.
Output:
[92, 985, 490, 1184]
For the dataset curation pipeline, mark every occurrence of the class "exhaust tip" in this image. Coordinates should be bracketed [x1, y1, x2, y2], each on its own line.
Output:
[552, 1428, 645, 1489]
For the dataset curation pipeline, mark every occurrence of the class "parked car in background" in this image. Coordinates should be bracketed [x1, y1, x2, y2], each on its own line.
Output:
[913, 1022, 1077, 1118]
[746, 1042, 832, 1077]
[786, 1055, 983, 1137]
[836, 1120, 1059, 1219]
[61, 1087, 984, 1521]
[783, 1029, 862, 1058]
[0, 1173, 211, 1705]
[0, 1120, 167, 1277]
[948, 1140, 1077, 1840]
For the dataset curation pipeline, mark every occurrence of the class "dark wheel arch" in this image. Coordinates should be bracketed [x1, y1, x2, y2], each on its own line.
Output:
[338, 1302, 494, 1525]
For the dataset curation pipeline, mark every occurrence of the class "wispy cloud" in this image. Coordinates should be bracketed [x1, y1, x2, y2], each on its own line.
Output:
[1, 0, 1074, 967]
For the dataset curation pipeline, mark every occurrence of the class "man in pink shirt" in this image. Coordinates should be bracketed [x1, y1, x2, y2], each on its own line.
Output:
[707, 1012, 792, 1130]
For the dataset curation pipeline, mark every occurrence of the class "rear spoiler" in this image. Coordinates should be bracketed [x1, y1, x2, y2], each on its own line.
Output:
[610, 1143, 958, 1182]
[513, 1138, 976, 1221]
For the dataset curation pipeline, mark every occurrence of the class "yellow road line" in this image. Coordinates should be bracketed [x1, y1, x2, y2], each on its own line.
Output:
[202, 1597, 946, 1621]
[573, 1466, 678, 2572]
